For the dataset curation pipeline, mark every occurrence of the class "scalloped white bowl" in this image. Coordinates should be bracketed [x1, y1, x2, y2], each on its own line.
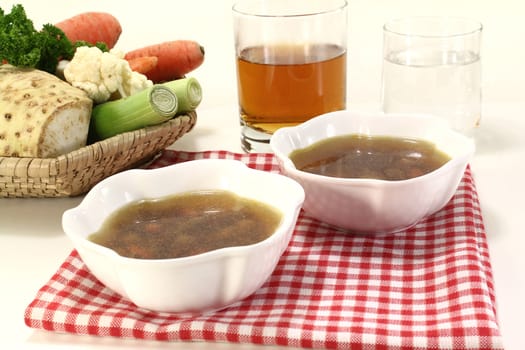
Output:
[62, 159, 304, 313]
[270, 110, 475, 233]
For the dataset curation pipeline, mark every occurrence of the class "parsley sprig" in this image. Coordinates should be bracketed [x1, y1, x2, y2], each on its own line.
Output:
[0, 4, 108, 73]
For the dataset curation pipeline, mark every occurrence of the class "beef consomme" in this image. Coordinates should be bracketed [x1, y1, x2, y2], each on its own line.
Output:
[88, 190, 282, 259]
[289, 134, 451, 180]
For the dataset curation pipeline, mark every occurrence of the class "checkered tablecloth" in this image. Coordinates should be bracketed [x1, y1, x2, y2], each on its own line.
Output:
[24, 150, 504, 349]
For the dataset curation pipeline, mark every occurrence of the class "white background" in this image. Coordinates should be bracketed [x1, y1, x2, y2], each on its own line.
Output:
[0, 1, 524, 349]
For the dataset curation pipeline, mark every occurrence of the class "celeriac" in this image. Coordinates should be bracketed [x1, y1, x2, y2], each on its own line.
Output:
[0, 64, 93, 158]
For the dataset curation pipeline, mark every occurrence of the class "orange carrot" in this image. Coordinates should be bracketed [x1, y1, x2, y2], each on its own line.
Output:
[55, 12, 122, 49]
[124, 40, 205, 83]
[127, 56, 158, 75]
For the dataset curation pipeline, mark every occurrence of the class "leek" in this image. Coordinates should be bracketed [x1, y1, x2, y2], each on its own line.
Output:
[163, 77, 203, 114]
[91, 84, 178, 140]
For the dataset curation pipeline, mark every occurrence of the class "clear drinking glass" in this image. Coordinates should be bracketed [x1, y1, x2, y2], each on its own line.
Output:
[381, 17, 482, 134]
[233, 0, 348, 153]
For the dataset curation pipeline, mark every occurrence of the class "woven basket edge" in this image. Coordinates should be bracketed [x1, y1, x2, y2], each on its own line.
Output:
[0, 112, 197, 198]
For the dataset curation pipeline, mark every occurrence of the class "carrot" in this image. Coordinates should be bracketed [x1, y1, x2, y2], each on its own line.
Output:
[127, 56, 158, 75]
[55, 12, 122, 49]
[124, 40, 205, 83]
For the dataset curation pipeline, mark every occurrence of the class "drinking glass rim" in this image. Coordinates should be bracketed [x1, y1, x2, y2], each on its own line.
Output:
[384, 16, 483, 38]
[232, 0, 348, 18]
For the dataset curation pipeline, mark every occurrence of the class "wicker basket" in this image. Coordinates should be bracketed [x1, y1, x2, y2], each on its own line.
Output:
[0, 111, 197, 198]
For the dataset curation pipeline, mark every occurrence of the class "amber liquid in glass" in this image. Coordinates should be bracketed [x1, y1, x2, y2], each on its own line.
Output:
[236, 43, 347, 137]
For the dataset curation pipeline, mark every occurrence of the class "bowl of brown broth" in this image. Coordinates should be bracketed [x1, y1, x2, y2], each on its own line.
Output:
[62, 159, 304, 313]
[270, 110, 475, 233]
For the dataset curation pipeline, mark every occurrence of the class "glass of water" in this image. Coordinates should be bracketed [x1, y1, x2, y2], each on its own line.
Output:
[381, 17, 482, 134]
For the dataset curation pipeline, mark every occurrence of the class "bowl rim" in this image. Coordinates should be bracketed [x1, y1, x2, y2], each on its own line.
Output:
[62, 158, 305, 265]
[270, 110, 475, 186]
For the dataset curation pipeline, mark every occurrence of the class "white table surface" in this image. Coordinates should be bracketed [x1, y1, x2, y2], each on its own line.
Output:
[1, 1, 523, 349]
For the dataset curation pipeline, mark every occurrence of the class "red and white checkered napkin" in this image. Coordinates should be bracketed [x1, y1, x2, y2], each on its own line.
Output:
[25, 150, 504, 349]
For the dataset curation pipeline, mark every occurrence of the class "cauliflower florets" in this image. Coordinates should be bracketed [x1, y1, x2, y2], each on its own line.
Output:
[64, 46, 153, 104]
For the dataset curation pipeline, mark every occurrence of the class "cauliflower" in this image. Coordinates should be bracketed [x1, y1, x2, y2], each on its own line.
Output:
[64, 46, 153, 103]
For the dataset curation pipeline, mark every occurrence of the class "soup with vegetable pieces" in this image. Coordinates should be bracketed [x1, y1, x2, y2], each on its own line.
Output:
[88, 190, 282, 259]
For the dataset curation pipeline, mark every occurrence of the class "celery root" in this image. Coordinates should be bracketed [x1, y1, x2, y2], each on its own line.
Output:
[0, 65, 92, 157]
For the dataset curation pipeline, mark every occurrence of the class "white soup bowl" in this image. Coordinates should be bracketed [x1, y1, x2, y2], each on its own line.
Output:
[62, 159, 305, 313]
[270, 110, 475, 233]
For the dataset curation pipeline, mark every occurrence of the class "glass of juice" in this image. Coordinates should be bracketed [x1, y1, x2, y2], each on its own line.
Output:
[233, 0, 348, 153]
[381, 17, 483, 135]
